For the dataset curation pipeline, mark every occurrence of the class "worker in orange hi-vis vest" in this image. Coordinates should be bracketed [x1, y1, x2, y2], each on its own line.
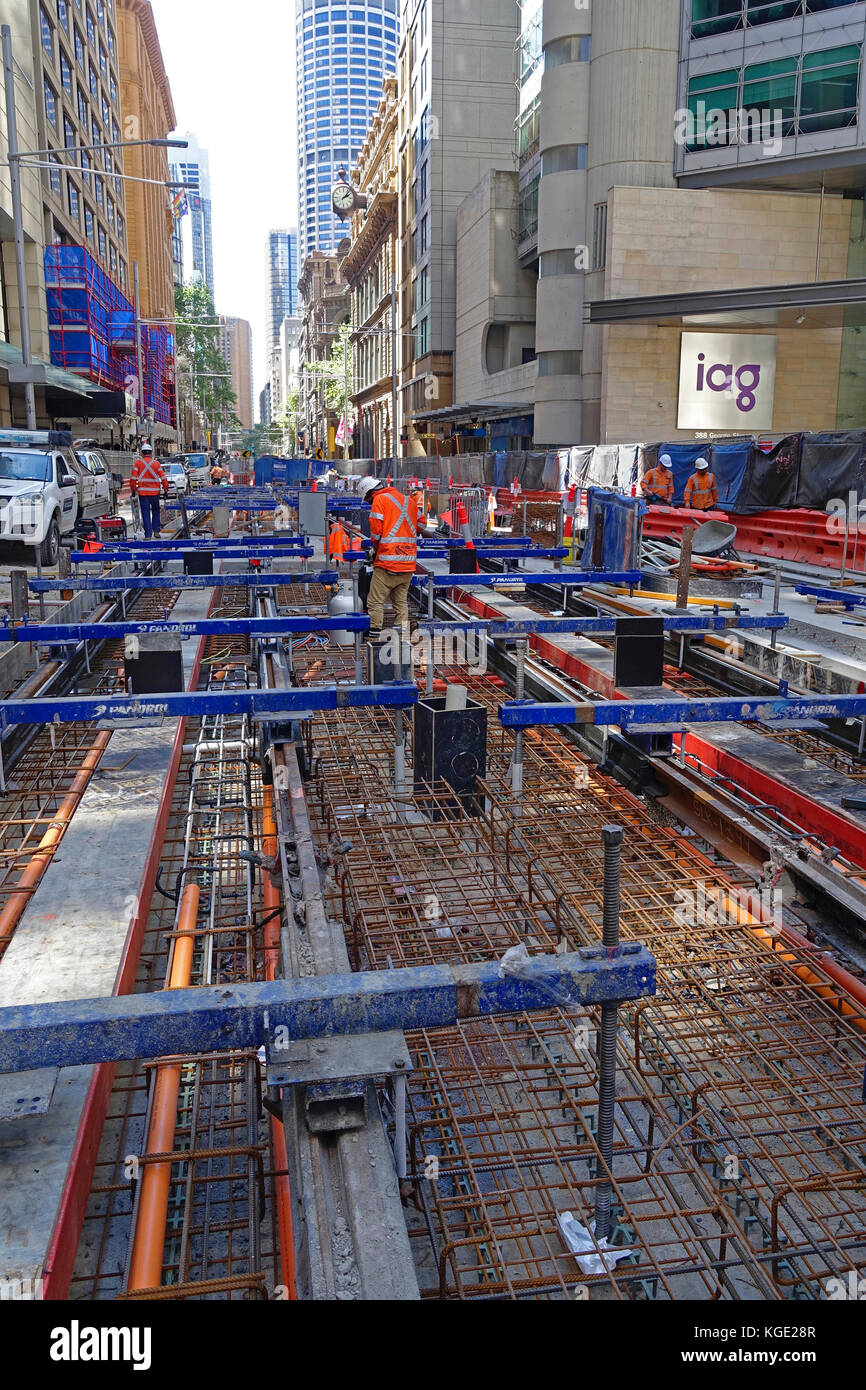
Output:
[129, 444, 169, 538]
[683, 457, 719, 512]
[358, 475, 421, 636]
[642, 453, 675, 505]
[328, 519, 350, 563]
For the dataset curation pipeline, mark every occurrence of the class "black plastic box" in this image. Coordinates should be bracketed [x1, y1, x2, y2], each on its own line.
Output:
[413, 694, 487, 819]
[183, 550, 214, 575]
[613, 617, 664, 688]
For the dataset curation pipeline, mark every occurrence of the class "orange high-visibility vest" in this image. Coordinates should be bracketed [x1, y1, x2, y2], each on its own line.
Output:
[369, 487, 420, 573]
[131, 456, 168, 496]
[329, 523, 350, 561]
[642, 466, 674, 503]
[684, 471, 718, 511]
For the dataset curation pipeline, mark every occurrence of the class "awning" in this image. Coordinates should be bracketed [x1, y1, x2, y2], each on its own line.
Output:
[586, 277, 866, 331]
[410, 401, 534, 425]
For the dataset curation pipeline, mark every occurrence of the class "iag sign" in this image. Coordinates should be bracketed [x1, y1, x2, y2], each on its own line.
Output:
[678, 333, 777, 431]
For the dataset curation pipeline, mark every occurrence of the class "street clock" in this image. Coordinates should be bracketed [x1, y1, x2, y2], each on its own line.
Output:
[331, 167, 368, 220]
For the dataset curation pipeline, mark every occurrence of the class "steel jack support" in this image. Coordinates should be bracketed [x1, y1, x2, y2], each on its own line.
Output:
[594, 824, 623, 1243]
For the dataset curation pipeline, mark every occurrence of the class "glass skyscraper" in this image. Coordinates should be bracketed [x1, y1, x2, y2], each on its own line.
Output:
[266, 229, 299, 357]
[295, 0, 400, 268]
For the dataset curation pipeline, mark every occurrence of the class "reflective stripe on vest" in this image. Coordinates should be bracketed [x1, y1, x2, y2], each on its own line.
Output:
[687, 473, 716, 507]
[371, 489, 417, 571]
[133, 460, 165, 494]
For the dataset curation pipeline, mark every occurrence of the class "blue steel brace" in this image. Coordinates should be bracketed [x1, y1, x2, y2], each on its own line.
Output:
[498, 693, 866, 729]
[796, 584, 866, 610]
[29, 571, 340, 593]
[70, 546, 317, 564]
[0, 615, 371, 645]
[414, 570, 644, 589]
[417, 614, 789, 639]
[0, 682, 418, 727]
[0, 948, 657, 1074]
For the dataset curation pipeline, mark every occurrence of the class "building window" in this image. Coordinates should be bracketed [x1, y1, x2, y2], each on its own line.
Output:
[545, 34, 590, 68]
[60, 53, 73, 94]
[537, 350, 581, 377]
[89, 61, 98, 95]
[94, 173, 103, 207]
[97, 225, 106, 258]
[84, 204, 94, 239]
[40, 7, 53, 57]
[800, 44, 861, 132]
[687, 45, 861, 149]
[67, 178, 80, 221]
[64, 116, 76, 148]
[74, 27, 84, 65]
[518, 96, 540, 160]
[518, 177, 539, 241]
[80, 149, 90, 183]
[592, 202, 608, 270]
[541, 144, 588, 175]
[691, 1, 859, 40]
[539, 249, 580, 277]
[57, 0, 69, 32]
[49, 156, 63, 197]
[86, 7, 95, 44]
[44, 80, 58, 129]
[78, 87, 88, 124]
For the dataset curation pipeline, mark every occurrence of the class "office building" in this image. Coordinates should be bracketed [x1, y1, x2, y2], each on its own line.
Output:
[265, 228, 298, 357]
[218, 314, 254, 430]
[397, 0, 520, 456]
[171, 132, 215, 298]
[295, 0, 399, 267]
[116, 0, 176, 324]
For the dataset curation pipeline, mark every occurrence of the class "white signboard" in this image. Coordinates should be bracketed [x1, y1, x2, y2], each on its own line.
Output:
[678, 333, 777, 431]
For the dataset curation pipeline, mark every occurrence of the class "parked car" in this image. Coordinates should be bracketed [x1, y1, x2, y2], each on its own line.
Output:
[164, 460, 190, 496]
[0, 428, 112, 564]
[74, 446, 115, 514]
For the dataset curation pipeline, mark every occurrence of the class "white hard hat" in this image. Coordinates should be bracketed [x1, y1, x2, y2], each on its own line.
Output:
[358, 475, 382, 502]
[695, 457, 709, 470]
[659, 453, 672, 468]
[141, 442, 153, 454]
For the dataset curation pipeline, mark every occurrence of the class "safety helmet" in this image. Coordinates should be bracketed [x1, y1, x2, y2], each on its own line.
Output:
[358, 475, 382, 502]
[141, 443, 153, 455]
[659, 453, 672, 468]
[695, 457, 709, 471]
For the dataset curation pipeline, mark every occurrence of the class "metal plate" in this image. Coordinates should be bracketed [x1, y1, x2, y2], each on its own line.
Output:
[0, 1067, 58, 1121]
[266, 1028, 411, 1088]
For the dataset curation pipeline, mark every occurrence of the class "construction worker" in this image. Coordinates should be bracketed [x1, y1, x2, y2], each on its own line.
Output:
[642, 453, 675, 506]
[130, 444, 169, 539]
[358, 475, 421, 637]
[210, 461, 228, 485]
[684, 457, 719, 512]
[328, 518, 351, 563]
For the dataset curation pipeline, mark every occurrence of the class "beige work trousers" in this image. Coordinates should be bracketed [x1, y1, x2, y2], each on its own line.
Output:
[367, 566, 413, 633]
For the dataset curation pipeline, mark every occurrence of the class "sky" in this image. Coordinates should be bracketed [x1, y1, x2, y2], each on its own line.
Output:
[149, 0, 299, 402]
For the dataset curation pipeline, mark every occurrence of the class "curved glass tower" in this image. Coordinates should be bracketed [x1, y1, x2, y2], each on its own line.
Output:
[296, 0, 400, 268]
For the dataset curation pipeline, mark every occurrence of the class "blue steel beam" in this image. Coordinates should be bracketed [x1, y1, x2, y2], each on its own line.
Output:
[0, 681, 417, 727]
[0, 946, 656, 1074]
[0, 615, 370, 645]
[415, 570, 643, 589]
[29, 571, 339, 592]
[70, 546, 316, 563]
[796, 584, 866, 610]
[356, 546, 570, 561]
[99, 535, 309, 547]
[418, 613, 789, 638]
[498, 693, 866, 729]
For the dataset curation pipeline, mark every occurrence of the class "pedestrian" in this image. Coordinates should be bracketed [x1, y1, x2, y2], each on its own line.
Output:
[642, 453, 675, 505]
[358, 476, 421, 637]
[130, 444, 169, 539]
[684, 457, 719, 512]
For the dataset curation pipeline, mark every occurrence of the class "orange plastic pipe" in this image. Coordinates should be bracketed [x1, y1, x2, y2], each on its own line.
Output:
[127, 882, 199, 1292]
[712, 888, 866, 1034]
[0, 728, 112, 951]
[263, 784, 297, 1299]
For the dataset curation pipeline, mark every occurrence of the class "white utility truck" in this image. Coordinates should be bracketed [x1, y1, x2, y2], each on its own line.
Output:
[0, 428, 114, 565]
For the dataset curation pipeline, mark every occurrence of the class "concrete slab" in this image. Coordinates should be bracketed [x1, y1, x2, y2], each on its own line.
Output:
[0, 576, 215, 1287]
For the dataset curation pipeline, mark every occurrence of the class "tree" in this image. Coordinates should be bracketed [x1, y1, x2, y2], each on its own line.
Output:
[175, 281, 239, 444]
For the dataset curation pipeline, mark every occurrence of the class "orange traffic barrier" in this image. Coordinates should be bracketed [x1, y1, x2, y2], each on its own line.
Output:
[127, 882, 200, 1291]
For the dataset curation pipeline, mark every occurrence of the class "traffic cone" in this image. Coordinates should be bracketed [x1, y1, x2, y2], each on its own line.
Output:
[456, 501, 479, 572]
